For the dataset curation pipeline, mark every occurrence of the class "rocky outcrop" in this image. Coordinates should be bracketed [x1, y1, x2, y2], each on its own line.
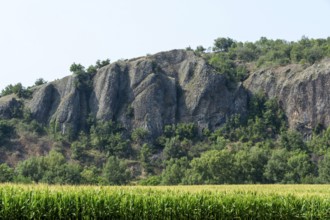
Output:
[0, 95, 23, 119]
[244, 59, 330, 134]
[27, 50, 247, 137]
[27, 75, 90, 134]
[4, 49, 330, 137]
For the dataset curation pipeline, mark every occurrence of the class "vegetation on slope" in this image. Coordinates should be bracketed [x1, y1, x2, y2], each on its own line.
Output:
[1, 36, 330, 185]
[191, 36, 330, 84]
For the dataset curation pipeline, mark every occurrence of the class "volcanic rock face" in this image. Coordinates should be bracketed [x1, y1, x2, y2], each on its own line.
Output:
[243, 59, 330, 134]
[26, 50, 247, 137]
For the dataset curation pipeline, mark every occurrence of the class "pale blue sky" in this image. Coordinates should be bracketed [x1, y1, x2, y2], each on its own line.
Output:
[0, 0, 330, 90]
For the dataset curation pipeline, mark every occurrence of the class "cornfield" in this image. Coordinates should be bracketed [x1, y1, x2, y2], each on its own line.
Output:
[0, 184, 330, 219]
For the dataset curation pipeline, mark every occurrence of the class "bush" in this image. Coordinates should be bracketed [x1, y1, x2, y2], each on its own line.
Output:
[34, 78, 47, 86]
[101, 156, 131, 185]
[0, 120, 15, 145]
[1, 83, 32, 98]
[0, 163, 14, 182]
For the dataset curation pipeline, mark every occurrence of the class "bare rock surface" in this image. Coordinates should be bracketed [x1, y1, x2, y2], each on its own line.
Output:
[244, 58, 330, 134]
[27, 50, 247, 137]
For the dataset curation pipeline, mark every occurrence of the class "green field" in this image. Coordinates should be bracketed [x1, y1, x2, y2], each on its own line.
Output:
[1, 184, 330, 219]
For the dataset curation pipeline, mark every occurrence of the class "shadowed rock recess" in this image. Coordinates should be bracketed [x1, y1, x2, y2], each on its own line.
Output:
[26, 50, 247, 137]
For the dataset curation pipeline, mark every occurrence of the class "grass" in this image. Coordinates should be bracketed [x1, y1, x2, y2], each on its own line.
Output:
[0, 184, 330, 219]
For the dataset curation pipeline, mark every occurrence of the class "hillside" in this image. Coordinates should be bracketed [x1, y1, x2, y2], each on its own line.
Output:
[1, 37, 330, 185]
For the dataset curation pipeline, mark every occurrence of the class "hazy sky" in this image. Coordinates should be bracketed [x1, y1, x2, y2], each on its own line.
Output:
[1, 0, 330, 90]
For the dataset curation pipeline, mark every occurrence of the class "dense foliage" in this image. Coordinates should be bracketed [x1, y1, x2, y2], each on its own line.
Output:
[0, 91, 329, 185]
[1, 184, 330, 219]
[0, 83, 32, 99]
[0, 37, 330, 185]
[199, 36, 330, 83]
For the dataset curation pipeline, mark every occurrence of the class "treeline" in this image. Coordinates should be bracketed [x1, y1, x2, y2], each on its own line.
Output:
[2, 92, 330, 185]
[191, 36, 330, 83]
[0, 78, 48, 100]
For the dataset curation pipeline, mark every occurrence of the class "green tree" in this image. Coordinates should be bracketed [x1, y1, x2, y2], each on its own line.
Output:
[86, 59, 110, 74]
[290, 43, 304, 63]
[101, 156, 131, 185]
[140, 144, 153, 174]
[164, 123, 198, 141]
[34, 78, 47, 86]
[308, 127, 330, 154]
[95, 59, 110, 69]
[0, 163, 14, 182]
[318, 152, 330, 183]
[131, 128, 149, 145]
[304, 46, 324, 64]
[15, 156, 45, 183]
[195, 45, 206, 54]
[163, 137, 191, 160]
[280, 131, 307, 151]
[62, 162, 82, 184]
[86, 65, 97, 74]
[208, 53, 235, 76]
[90, 121, 131, 157]
[264, 149, 290, 183]
[183, 150, 236, 184]
[175, 123, 198, 140]
[71, 132, 89, 160]
[81, 166, 100, 184]
[1, 83, 22, 96]
[139, 175, 162, 185]
[15, 150, 83, 184]
[235, 42, 258, 61]
[161, 157, 189, 185]
[1, 83, 31, 98]
[41, 150, 67, 184]
[284, 151, 316, 183]
[213, 37, 235, 52]
[234, 146, 269, 183]
[70, 63, 85, 73]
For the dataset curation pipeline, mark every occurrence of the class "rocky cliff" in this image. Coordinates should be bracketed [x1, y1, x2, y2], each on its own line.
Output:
[1, 50, 330, 137]
[24, 50, 248, 137]
[244, 58, 330, 134]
